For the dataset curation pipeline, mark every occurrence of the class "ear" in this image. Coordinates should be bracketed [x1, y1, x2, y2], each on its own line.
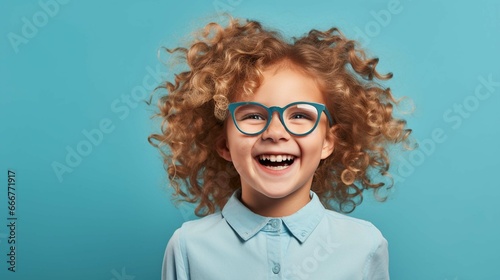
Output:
[215, 134, 232, 162]
[320, 128, 335, 159]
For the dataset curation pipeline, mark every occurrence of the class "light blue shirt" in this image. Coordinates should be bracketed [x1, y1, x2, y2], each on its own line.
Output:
[162, 190, 389, 280]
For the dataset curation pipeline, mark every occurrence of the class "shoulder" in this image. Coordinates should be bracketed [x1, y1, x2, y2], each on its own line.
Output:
[165, 213, 226, 262]
[318, 209, 389, 275]
[179, 212, 224, 233]
[324, 209, 383, 233]
[163, 214, 223, 280]
[321, 209, 386, 245]
[167, 212, 231, 246]
[320, 212, 392, 278]
[164, 211, 239, 271]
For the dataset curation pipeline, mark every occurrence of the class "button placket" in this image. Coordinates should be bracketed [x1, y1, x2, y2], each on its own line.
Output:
[266, 218, 283, 279]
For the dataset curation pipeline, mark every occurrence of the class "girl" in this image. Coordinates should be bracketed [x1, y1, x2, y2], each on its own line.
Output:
[149, 17, 411, 280]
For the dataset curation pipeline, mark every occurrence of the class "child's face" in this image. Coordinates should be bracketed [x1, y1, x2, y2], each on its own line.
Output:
[217, 65, 334, 213]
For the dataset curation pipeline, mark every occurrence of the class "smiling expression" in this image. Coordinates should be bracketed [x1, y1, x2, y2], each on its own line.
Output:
[216, 63, 334, 216]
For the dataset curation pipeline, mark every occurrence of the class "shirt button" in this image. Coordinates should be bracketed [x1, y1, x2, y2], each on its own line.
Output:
[272, 264, 280, 274]
[270, 219, 280, 229]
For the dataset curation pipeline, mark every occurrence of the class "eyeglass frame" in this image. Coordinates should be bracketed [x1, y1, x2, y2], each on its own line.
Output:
[227, 101, 334, 136]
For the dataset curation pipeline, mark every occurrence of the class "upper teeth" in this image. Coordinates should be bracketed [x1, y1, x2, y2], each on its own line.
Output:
[259, 155, 295, 162]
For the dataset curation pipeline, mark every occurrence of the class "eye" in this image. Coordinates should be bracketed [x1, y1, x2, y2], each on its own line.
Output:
[286, 104, 317, 121]
[290, 112, 314, 120]
[241, 113, 266, 121]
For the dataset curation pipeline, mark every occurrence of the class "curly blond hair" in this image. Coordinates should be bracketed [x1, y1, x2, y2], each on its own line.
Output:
[148, 17, 411, 216]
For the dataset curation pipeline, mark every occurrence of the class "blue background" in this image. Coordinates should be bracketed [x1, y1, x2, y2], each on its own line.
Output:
[1, 0, 499, 279]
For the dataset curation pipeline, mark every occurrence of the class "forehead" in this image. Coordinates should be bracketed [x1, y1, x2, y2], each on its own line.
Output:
[237, 65, 325, 106]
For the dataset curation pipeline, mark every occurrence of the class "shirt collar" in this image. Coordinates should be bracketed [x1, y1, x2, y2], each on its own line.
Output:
[221, 190, 325, 243]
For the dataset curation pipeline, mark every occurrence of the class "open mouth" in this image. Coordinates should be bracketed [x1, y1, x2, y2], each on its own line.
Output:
[257, 154, 296, 170]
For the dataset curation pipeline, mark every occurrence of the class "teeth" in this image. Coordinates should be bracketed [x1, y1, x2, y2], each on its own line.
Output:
[258, 154, 295, 162]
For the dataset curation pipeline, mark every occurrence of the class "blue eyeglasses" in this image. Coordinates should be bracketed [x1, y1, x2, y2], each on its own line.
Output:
[227, 101, 334, 136]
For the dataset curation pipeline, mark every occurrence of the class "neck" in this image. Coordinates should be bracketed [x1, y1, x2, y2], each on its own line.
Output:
[240, 187, 311, 217]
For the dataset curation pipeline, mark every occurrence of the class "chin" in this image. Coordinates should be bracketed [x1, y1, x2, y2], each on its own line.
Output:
[257, 187, 298, 200]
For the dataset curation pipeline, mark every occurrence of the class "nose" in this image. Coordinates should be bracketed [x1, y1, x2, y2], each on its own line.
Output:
[261, 112, 290, 142]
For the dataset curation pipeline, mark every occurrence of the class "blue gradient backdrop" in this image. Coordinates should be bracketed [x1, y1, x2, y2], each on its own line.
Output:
[1, 0, 499, 279]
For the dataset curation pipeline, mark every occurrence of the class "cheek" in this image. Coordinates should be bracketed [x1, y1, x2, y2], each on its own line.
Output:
[229, 139, 253, 155]
[299, 133, 327, 153]
[225, 130, 254, 155]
